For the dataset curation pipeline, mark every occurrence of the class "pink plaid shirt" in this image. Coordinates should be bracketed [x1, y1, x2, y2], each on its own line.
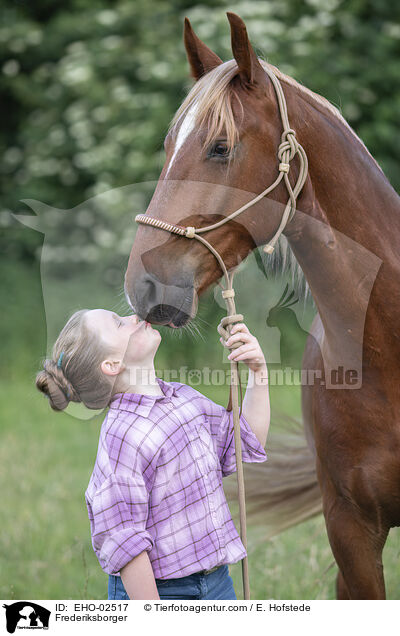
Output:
[85, 377, 267, 579]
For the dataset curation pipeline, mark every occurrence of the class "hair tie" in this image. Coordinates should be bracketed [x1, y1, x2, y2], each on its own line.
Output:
[57, 351, 65, 368]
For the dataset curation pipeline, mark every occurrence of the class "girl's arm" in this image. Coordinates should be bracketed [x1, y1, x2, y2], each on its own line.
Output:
[240, 365, 270, 448]
[120, 550, 160, 600]
[221, 323, 270, 448]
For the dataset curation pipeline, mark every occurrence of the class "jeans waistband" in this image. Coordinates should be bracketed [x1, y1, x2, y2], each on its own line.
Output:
[154, 564, 224, 584]
[197, 564, 222, 576]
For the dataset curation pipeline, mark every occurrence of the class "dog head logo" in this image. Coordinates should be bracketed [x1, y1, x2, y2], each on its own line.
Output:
[2, 602, 50, 633]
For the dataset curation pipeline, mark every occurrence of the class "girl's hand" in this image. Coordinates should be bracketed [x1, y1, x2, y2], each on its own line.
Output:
[220, 323, 267, 372]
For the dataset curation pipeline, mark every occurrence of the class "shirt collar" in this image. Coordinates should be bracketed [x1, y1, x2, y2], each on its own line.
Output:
[108, 376, 178, 418]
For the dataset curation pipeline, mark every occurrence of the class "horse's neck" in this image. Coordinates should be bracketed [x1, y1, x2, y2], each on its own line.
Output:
[282, 84, 400, 371]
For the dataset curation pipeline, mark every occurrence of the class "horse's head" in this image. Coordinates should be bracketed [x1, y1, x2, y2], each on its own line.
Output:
[125, 13, 295, 327]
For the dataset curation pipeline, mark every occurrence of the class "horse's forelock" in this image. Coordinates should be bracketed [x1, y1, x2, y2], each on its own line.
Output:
[169, 60, 241, 153]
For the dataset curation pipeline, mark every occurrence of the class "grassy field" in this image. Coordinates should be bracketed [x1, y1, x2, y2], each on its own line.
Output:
[1, 377, 399, 601]
[1, 260, 399, 600]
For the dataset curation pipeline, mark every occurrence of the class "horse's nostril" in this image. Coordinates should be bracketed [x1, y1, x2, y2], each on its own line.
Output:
[134, 274, 160, 306]
[127, 270, 195, 327]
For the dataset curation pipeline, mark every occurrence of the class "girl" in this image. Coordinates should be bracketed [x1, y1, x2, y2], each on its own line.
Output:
[36, 308, 270, 600]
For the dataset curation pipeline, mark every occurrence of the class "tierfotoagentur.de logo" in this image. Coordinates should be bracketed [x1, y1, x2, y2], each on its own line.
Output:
[2, 602, 51, 633]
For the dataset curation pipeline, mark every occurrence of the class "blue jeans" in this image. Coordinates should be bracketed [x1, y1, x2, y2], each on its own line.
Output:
[108, 564, 237, 600]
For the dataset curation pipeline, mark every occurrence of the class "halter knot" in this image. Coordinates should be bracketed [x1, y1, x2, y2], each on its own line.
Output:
[278, 128, 298, 162]
[281, 127, 296, 142]
[263, 243, 275, 254]
[221, 288, 235, 299]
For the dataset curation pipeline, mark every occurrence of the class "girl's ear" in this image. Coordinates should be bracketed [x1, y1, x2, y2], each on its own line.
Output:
[100, 359, 124, 377]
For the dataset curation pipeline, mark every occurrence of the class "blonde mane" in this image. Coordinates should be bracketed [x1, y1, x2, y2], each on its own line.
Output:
[168, 58, 369, 307]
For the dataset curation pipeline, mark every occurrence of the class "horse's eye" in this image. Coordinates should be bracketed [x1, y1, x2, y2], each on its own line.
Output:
[208, 141, 231, 160]
[214, 142, 229, 156]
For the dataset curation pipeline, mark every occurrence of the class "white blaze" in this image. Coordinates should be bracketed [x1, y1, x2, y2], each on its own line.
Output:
[164, 105, 197, 179]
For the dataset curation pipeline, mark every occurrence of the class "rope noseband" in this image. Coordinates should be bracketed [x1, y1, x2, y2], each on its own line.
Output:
[134, 68, 308, 600]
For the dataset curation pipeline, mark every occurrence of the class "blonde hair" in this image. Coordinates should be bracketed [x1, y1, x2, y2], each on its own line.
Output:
[169, 60, 243, 154]
[36, 309, 114, 412]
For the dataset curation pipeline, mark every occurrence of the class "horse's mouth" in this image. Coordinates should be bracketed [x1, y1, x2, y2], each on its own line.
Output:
[135, 286, 197, 329]
[143, 303, 193, 329]
[166, 308, 192, 328]
[167, 290, 198, 328]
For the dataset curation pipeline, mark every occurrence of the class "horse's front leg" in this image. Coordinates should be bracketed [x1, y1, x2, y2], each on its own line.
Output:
[336, 569, 350, 599]
[317, 459, 389, 599]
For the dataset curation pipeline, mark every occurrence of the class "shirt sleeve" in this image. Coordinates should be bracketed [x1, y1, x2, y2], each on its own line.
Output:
[211, 407, 268, 477]
[85, 472, 154, 576]
[85, 437, 155, 575]
[178, 384, 268, 478]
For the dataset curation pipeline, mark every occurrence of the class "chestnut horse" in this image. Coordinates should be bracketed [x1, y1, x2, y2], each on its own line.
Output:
[124, 13, 400, 599]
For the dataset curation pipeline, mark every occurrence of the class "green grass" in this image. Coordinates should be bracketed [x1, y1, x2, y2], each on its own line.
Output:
[1, 259, 398, 599]
[1, 377, 399, 600]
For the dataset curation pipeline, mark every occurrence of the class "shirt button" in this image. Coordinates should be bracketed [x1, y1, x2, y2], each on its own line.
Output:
[166, 402, 174, 409]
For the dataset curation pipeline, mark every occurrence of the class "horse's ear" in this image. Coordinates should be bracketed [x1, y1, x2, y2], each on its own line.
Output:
[227, 12, 266, 87]
[184, 17, 223, 81]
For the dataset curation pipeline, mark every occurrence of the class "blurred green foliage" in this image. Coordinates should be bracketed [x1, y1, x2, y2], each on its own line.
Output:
[1, 0, 400, 264]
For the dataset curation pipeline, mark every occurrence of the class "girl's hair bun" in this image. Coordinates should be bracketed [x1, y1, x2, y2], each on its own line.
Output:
[36, 308, 114, 412]
[36, 359, 80, 412]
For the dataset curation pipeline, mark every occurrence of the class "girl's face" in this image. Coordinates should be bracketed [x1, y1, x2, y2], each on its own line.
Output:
[86, 309, 161, 366]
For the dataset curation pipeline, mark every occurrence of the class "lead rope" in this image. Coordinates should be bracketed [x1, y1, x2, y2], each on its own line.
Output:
[135, 67, 309, 600]
[216, 276, 249, 599]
